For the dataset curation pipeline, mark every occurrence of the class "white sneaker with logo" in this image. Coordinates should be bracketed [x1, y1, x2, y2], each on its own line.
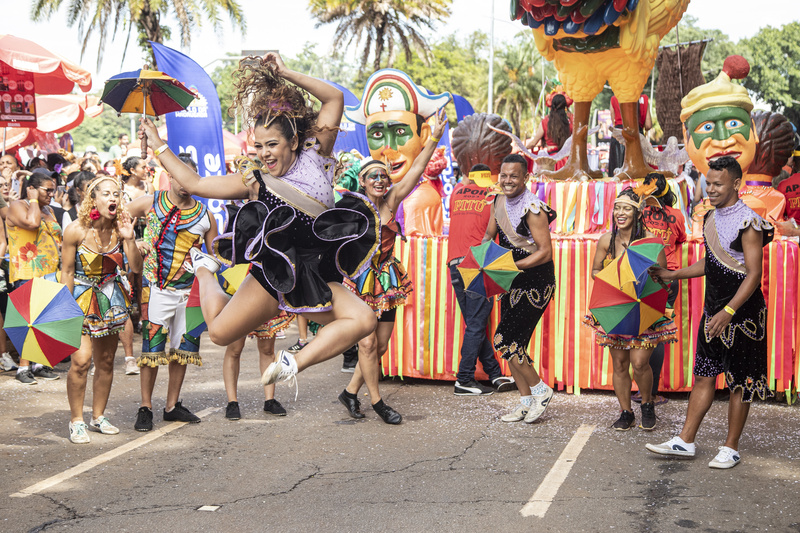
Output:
[69, 421, 91, 444]
[708, 446, 741, 469]
[261, 350, 299, 399]
[524, 384, 554, 423]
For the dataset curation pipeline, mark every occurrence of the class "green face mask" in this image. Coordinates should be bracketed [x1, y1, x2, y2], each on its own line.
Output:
[685, 106, 752, 148]
[366, 120, 416, 151]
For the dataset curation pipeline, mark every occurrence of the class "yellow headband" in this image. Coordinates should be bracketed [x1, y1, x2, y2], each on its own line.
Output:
[86, 176, 120, 195]
[614, 196, 643, 210]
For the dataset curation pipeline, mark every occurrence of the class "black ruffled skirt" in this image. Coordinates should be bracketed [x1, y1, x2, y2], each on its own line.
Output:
[213, 191, 380, 313]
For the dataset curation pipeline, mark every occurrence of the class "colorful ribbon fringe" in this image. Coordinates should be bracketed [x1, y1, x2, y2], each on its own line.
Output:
[385, 235, 799, 396]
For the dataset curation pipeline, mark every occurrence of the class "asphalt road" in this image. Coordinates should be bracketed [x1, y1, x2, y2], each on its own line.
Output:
[1, 326, 799, 533]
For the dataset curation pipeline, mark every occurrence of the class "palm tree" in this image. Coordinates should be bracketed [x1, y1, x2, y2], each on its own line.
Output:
[491, 32, 552, 138]
[308, 0, 452, 72]
[31, 0, 246, 70]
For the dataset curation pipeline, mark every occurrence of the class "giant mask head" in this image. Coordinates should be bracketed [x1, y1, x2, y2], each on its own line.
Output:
[345, 69, 450, 183]
[680, 56, 758, 177]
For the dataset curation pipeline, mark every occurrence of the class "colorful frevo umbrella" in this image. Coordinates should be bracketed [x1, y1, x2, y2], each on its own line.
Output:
[185, 277, 207, 338]
[457, 240, 520, 298]
[100, 68, 196, 154]
[589, 237, 668, 336]
[219, 263, 251, 296]
[4, 278, 83, 367]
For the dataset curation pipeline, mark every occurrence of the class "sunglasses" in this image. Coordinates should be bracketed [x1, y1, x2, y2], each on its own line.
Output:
[39, 187, 56, 194]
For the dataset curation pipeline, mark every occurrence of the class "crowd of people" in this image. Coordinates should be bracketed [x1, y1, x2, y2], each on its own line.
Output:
[1, 51, 794, 472]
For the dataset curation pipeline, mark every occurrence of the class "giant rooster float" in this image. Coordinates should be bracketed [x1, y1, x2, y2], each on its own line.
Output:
[511, 0, 691, 180]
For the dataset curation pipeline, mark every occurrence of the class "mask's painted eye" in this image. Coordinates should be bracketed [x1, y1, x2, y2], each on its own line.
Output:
[725, 119, 743, 129]
[697, 122, 714, 134]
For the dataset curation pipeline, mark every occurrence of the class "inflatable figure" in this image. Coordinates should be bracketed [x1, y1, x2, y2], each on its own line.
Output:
[345, 69, 451, 236]
[511, 0, 690, 180]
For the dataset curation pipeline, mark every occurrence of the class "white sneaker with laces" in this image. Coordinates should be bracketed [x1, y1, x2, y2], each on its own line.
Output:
[125, 357, 140, 375]
[69, 421, 91, 444]
[500, 403, 529, 422]
[188, 247, 221, 274]
[645, 436, 696, 457]
[709, 446, 741, 469]
[261, 350, 299, 399]
[524, 384, 554, 423]
[0, 352, 18, 371]
[90, 416, 120, 435]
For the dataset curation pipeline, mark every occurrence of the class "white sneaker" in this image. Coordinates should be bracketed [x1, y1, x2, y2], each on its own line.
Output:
[500, 403, 529, 422]
[88, 364, 95, 376]
[188, 247, 221, 274]
[90, 416, 120, 435]
[645, 436, 696, 457]
[69, 421, 91, 444]
[0, 352, 18, 371]
[125, 357, 140, 375]
[524, 385, 554, 423]
[709, 446, 741, 469]
[261, 350, 298, 399]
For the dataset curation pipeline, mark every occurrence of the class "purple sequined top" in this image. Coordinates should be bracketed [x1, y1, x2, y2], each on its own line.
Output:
[711, 200, 769, 264]
[278, 139, 335, 208]
[505, 189, 549, 229]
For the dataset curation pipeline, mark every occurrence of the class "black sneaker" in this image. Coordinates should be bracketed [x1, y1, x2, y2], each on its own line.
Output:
[263, 399, 287, 416]
[640, 402, 656, 431]
[454, 380, 494, 396]
[372, 399, 402, 425]
[134, 406, 153, 432]
[612, 410, 636, 431]
[15, 369, 37, 385]
[491, 376, 516, 392]
[225, 401, 241, 420]
[163, 401, 201, 423]
[33, 366, 60, 380]
[287, 340, 308, 353]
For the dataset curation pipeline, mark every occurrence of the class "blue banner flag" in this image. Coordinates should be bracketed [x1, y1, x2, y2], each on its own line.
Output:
[149, 41, 228, 231]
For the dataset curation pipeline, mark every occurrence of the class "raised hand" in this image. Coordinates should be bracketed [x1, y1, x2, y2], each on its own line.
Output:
[263, 52, 288, 75]
[138, 117, 165, 152]
[117, 211, 136, 241]
[431, 107, 448, 141]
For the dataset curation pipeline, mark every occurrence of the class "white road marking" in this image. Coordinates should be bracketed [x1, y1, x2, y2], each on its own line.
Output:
[520, 423, 596, 518]
[10, 406, 219, 498]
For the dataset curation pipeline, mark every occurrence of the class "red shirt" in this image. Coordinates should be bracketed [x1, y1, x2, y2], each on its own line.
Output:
[447, 182, 492, 262]
[643, 204, 687, 271]
[610, 95, 648, 129]
[778, 172, 800, 222]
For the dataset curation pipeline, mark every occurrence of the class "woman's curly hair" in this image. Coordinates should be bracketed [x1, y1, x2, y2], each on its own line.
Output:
[78, 177, 129, 239]
[231, 57, 327, 152]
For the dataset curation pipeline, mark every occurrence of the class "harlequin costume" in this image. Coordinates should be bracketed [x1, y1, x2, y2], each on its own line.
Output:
[72, 241, 132, 337]
[214, 139, 380, 314]
[696, 200, 773, 402]
[139, 190, 212, 367]
[492, 190, 557, 365]
[344, 210, 411, 319]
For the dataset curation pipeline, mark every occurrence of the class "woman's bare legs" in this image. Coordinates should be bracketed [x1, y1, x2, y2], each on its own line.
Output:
[293, 283, 377, 371]
[611, 347, 654, 411]
[68, 334, 119, 422]
[346, 321, 394, 404]
[223, 336, 247, 403]
[194, 270, 279, 346]
[91, 335, 120, 419]
[257, 337, 277, 401]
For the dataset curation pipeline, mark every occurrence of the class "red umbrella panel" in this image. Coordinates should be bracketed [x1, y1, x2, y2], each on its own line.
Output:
[0, 34, 93, 94]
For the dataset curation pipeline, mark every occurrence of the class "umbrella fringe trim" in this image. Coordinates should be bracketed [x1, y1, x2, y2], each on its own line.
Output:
[137, 352, 170, 367]
[582, 315, 678, 349]
[169, 349, 203, 367]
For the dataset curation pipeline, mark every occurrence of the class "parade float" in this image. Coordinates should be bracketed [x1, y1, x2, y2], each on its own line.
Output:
[340, 3, 798, 398]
